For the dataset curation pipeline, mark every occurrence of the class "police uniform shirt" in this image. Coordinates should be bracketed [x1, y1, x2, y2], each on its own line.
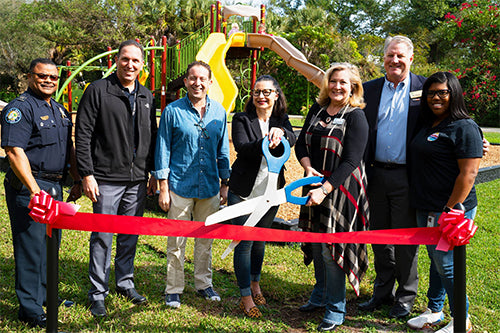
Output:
[1, 88, 72, 173]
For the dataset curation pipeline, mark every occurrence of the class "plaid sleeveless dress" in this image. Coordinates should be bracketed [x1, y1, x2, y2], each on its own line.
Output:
[298, 105, 369, 295]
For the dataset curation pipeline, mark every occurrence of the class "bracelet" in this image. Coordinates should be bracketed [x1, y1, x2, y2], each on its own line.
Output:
[320, 185, 329, 195]
[220, 178, 230, 186]
[74, 179, 82, 185]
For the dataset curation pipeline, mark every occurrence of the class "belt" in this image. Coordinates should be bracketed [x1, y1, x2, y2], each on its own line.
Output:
[32, 171, 63, 181]
[373, 161, 406, 169]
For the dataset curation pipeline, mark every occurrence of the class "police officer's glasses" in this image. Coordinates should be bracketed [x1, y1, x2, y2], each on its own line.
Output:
[31, 72, 60, 81]
[427, 89, 451, 98]
[252, 89, 276, 97]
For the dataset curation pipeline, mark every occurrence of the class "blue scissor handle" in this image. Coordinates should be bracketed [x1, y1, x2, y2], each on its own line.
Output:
[285, 176, 324, 205]
[262, 136, 291, 173]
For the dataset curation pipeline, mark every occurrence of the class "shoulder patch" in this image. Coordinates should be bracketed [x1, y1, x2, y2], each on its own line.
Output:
[5, 108, 22, 124]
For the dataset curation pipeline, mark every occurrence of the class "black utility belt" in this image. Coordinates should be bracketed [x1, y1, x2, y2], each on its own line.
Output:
[373, 161, 406, 169]
[32, 170, 64, 181]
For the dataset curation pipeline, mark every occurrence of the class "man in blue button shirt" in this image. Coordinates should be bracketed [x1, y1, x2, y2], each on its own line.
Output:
[154, 61, 230, 308]
[360, 36, 427, 319]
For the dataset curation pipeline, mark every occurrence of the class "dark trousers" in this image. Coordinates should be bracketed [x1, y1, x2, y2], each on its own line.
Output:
[4, 175, 62, 319]
[88, 180, 146, 301]
[367, 166, 419, 307]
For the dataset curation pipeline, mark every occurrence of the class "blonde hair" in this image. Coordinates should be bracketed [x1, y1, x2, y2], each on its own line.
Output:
[317, 62, 365, 108]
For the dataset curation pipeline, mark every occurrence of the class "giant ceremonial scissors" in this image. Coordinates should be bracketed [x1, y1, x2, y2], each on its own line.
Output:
[205, 136, 323, 258]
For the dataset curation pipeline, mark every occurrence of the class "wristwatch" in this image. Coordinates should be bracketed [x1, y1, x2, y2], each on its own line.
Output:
[443, 205, 452, 213]
[320, 185, 329, 195]
[74, 179, 83, 185]
[220, 178, 230, 186]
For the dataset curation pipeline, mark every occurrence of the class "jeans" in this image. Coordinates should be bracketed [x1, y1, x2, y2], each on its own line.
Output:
[321, 243, 346, 325]
[307, 243, 328, 307]
[416, 207, 476, 316]
[228, 191, 278, 297]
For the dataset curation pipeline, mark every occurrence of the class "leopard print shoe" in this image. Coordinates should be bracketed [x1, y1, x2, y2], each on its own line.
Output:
[252, 293, 266, 306]
[239, 300, 262, 318]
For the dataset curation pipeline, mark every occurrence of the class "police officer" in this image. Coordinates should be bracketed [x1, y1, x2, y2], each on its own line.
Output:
[1, 58, 81, 328]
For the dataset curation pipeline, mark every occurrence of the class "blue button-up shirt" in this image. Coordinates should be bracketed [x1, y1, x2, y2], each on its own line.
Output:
[153, 95, 230, 199]
[375, 75, 410, 164]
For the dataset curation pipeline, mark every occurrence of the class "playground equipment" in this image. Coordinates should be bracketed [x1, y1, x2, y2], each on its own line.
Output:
[57, 2, 324, 114]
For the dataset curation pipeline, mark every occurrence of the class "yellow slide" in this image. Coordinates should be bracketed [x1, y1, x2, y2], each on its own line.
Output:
[196, 32, 244, 113]
[196, 31, 324, 113]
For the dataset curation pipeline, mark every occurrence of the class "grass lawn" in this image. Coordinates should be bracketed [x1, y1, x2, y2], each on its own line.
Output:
[484, 132, 500, 144]
[0, 173, 498, 332]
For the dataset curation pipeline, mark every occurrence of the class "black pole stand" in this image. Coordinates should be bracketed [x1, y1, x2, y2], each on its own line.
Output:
[46, 228, 59, 333]
[452, 202, 467, 333]
[453, 244, 467, 333]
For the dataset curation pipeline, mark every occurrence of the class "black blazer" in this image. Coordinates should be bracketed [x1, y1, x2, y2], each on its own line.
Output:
[229, 111, 297, 197]
[363, 72, 427, 180]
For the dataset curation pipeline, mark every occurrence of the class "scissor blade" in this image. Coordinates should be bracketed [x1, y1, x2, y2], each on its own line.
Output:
[205, 196, 261, 226]
[221, 240, 239, 259]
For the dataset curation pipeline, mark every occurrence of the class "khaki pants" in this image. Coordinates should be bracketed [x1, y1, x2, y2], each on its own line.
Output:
[165, 191, 220, 294]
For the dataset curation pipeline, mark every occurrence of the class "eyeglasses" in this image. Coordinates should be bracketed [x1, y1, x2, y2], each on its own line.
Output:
[427, 89, 451, 98]
[195, 120, 210, 139]
[252, 89, 276, 97]
[31, 72, 60, 81]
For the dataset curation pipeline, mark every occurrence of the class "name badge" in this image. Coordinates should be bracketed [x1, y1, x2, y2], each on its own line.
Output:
[333, 118, 345, 125]
[410, 90, 422, 99]
[427, 214, 436, 228]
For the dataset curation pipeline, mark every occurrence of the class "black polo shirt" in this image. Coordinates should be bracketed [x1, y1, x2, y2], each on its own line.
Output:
[410, 117, 483, 211]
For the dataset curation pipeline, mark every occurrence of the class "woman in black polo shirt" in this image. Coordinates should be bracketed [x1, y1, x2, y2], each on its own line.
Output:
[407, 72, 483, 332]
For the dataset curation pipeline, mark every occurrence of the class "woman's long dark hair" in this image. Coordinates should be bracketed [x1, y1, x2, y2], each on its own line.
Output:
[244, 75, 287, 117]
[421, 71, 470, 124]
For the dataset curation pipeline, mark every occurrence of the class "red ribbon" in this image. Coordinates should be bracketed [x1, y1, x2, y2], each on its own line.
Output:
[28, 190, 79, 237]
[27, 195, 476, 249]
[436, 208, 478, 252]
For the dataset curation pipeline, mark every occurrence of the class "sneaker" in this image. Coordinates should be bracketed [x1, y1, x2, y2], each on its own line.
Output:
[197, 287, 221, 301]
[435, 316, 472, 333]
[407, 308, 444, 329]
[165, 293, 181, 308]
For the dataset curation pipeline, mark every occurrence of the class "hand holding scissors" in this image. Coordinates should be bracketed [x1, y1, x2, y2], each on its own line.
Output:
[205, 136, 323, 258]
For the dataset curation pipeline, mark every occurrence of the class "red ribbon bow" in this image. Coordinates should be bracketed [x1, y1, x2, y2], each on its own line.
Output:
[28, 190, 80, 237]
[436, 208, 478, 252]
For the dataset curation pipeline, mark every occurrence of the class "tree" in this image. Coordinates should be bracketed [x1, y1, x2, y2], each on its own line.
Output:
[433, 0, 499, 125]
[0, 0, 50, 98]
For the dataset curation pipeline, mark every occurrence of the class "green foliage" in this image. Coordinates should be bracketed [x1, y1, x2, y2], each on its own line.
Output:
[432, 0, 500, 126]
[258, 26, 367, 114]
[0, 173, 499, 331]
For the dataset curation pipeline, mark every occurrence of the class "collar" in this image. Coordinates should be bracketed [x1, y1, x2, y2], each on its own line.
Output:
[117, 77, 138, 95]
[26, 87, 54, 108]
[185, 95, 211, 115]
[384, 74, 410, 90]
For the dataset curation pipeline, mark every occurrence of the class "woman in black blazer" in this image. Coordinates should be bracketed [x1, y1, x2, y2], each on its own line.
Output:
[228, 75, 296, 318]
